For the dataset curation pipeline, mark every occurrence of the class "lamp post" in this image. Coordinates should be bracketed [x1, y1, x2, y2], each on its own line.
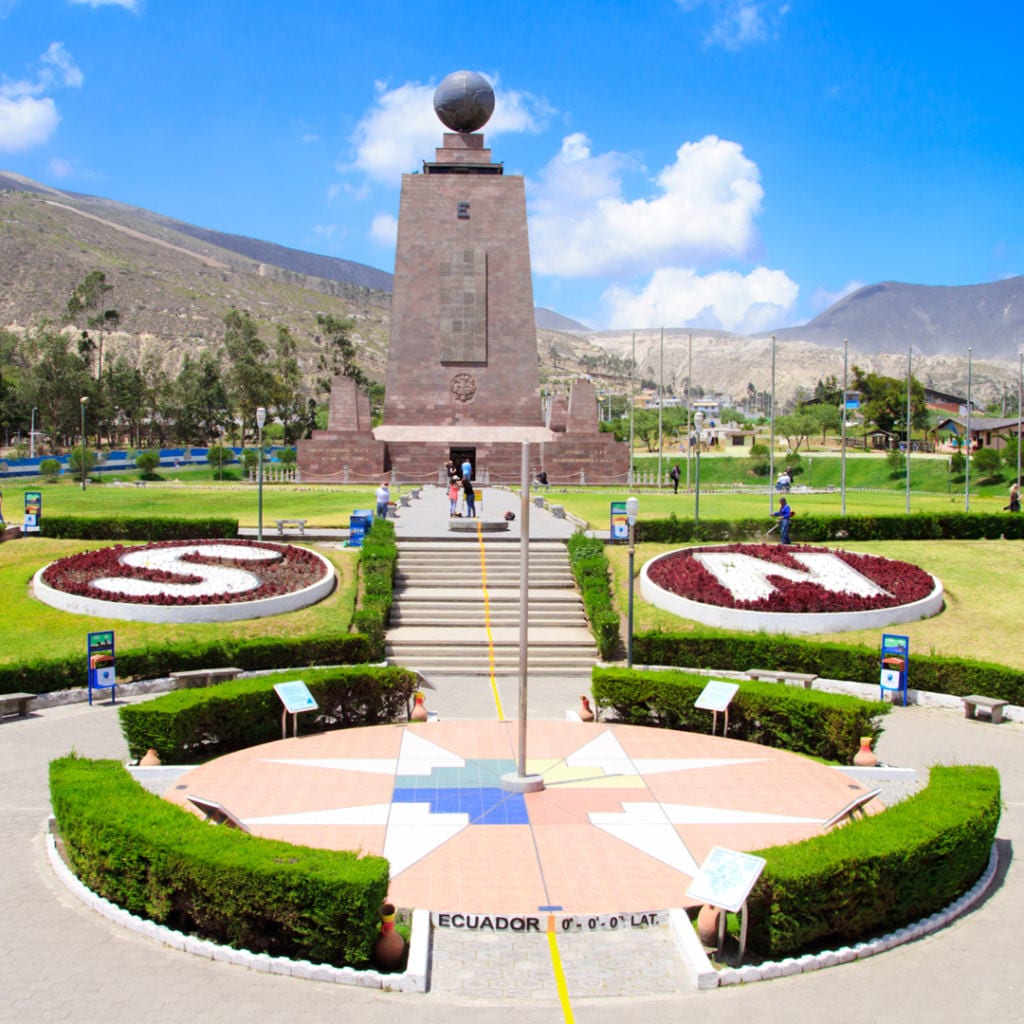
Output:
[626, 495, 639, 668]
[30, 407, 37, 460]
[256, 406, 267, 540]
[79, 396, 88, 491]
[693, 410, 705, 533]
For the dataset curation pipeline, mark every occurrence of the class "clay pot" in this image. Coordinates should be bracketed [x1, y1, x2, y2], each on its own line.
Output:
[696, 903, 721, 947]
[372, 901, 407, 972]
[579, 696, 595, 722]
[410, 692, 428, 722]
[139, 748, 161, 766]
[853, 736, 878, 767]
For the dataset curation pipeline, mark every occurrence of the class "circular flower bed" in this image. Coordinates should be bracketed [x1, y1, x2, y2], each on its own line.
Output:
[34, 540, 337, 623]
[640, 543, 944, 635]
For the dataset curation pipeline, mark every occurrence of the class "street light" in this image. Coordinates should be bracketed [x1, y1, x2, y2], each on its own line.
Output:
[693, 410, 705, 534]
[30, 407, 37, 460]
[256, 406, 267, 541]
[626, 495, 639, 669]
[79, 396, 88, 491]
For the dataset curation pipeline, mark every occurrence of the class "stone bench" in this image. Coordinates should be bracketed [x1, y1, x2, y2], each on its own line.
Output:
[745, 668, 818, 689]
[0, 692, 36, 718]
[550, 504, 566, 519]
[274, 518, 307, 535]
[399, 494, 412, 508]
[533, 496, 545, 508]
[170, 667, 243, 689]
[409, 487, 422, 499]
[962, 694, 1009, 724]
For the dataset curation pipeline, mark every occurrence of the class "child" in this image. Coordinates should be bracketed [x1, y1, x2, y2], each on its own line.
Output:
[448, 477, 461, 516]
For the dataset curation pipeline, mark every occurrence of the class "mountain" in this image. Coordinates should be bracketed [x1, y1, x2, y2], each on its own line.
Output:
[534, 307, 591, 332]
[768, 278, 1024, 359]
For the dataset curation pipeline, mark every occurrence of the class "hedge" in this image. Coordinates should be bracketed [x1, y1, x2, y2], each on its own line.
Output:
[746, 764, 1000, 957]
[567, 532, 621, 660]
[118, 666, 420, 763]
[50, 755, 389, 968]
[40, 516, 239, 540]
[635, 511, 1024, 544]
[353, 518, 398, 646]
[591, 667, 888, 762]
[631, 630, 1024, 707]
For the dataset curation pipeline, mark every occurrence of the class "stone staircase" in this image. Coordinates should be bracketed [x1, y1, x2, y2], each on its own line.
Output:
[384, 537, 599, 676]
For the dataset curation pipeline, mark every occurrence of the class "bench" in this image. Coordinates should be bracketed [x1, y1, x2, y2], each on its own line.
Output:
[409, 487, 422, 499]
[0, 692, 35, 718]
[550, 504, 566, 519]
[170, 667, 243, 689]
[962, 694, 1010, 724]
[274, 518, 307, 535]
[399, 494, 412, 508]
[745, 668, 818, 689]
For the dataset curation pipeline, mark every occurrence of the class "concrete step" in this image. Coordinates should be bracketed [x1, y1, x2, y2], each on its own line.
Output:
[392, 587, 584, 604]
[385, 651, 598, 675]
[385, 625, 596, 646]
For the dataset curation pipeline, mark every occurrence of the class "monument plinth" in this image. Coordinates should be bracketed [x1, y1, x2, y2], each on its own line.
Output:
[298, 71, 629, 485]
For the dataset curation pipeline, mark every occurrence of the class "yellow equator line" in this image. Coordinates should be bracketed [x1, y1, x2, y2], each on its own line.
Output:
[476, 520, 504, 720]
[547, 915, 575, 1022]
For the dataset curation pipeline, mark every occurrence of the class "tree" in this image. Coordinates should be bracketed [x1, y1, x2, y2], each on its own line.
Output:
[973, 447, 1003, 481]
[134, 450, 161, 477]
[65, 271, 118, 377]
[270, 325, 307, 443]
[314, 313, 368, 396]
[851, 366, 928, 437]
[222, 310, 275, 444]
[23, 328, 94, 447]
[170, 353, 231, 445]
[206, 444, 234, 481]
[68, 445, 97, 477]
[774, 410, 818, 452]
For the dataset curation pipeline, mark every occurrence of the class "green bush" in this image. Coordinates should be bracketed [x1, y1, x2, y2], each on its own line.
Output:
[40, 516, 238, 540]
[134, 449, 161, 476]
[568, 532, 620, 660]
[118, 666, 419, 763]
[354, 518, 397, 651]
[591, 667, 887, 762]
[40, 458, 61, 482]
[50, 755, 388, 967]
[746, 765, 1000, 957]
[630, 630, 1024, 706]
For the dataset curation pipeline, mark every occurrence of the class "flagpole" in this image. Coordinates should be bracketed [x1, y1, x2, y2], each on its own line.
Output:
[840, 339, 848, 516]
[905, 346, 912, 514]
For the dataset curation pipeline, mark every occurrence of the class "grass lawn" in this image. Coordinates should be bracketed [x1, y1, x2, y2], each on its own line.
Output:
[1, 537, 360, 669]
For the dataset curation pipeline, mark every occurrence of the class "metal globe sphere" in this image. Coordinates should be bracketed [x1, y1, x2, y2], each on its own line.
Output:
[433, 70, 495, 133]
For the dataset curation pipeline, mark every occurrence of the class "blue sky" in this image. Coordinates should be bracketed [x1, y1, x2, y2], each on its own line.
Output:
[1, 0, 1021, 333]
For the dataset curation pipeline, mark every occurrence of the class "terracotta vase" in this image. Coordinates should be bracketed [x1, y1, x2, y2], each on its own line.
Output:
[372, 901, 407, 972]
[579, 696, 595, 722]
[853, 736, 878, 767]
[139, 748, 161, 766]
[696, 903, 721, 947]
[410, 692, 428, 722]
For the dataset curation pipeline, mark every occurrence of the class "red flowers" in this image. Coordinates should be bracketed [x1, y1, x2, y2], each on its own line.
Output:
[647, 544, 935, 614]
[41, 540, 329, 607]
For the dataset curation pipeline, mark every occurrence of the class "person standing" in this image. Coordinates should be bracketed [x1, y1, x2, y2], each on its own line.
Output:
[461, 456, 473, 482]
[463, 475, 476, 518]
[669, 464, 681, 494]
[770, 496, 793, 544]
[448, 476, 461, 516]
[375, 480, 390, 519]
[1005, 482, 1021, 512]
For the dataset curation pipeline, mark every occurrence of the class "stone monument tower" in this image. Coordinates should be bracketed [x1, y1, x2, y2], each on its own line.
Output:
[297, 71, 629, 484]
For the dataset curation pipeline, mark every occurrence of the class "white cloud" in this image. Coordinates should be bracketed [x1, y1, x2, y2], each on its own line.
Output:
[677, 1, 788, 50]
[48, 157, 74, 178]
[529, 133, 764, 277]
[810, 279, 865, 313]
[370, 212, 398, 247]
[0, 42, 82, 152]
[0, 95, 59, 152]
[602, 265, 798, 333]
[69, 0, 141, 10]
[346, 76, 549, 185]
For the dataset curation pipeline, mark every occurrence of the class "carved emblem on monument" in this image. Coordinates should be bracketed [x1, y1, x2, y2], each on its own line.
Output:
[450, 373, 478, 403]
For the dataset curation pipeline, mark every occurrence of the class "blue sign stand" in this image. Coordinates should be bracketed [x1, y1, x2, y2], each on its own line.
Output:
[274, 680, 318, 738]
[610, 501, 628, 541]
[87, 630, 116, 705]
[880, 634, 909, 706]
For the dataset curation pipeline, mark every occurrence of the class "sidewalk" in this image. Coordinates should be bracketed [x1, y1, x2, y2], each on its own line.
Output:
[3, 678, 1022, 1022]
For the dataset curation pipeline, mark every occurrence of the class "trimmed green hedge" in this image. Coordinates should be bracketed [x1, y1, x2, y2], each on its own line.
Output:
[746, 765, 1000, 957]
[50, 755, 388, 967]
[632, 630, 1024, 706]
[591, 667, 888, 762]
[0, 633, 377, 697]
[635, 511, 1024, 544]
[40, 516, 239, 540]
[567, 532, 620, 660]
[352, 518, 397, 646]
[119, 666, 419, 763]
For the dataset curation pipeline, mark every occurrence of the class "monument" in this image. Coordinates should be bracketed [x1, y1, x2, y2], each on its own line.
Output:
[298, 71, 630, 484]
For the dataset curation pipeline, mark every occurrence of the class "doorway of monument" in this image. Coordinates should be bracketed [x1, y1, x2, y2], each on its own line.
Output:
[450, 447, 476, 480]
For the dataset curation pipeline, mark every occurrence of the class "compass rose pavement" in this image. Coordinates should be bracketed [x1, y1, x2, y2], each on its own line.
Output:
[168, 719, 868, 915]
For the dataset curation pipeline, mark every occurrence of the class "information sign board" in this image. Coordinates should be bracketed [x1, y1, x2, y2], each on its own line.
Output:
[694, 680, 739, 713]
[686, 846, 766, 914]
[610, 501, 628, 541]
[274, 681, 318, 714]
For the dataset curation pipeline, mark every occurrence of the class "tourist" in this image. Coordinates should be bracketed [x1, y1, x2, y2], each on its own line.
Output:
[1003, 479, 1019, 512]
[771, 496, 793, 544]
[448, 477, 461, 516]
[463, 475, 476, 518]
[375, 480, 390, 519]
[776, 469, 791, 493]
[535, 469, 548, 487]
[669, 464, 681, 494]
[461, 456, 473, 482]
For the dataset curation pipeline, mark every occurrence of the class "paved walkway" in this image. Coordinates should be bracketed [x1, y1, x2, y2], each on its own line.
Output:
[4, 682, 1023, 1022]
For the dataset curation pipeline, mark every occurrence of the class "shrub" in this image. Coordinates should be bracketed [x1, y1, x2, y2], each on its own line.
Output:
[50, 755, 388, 967]
[39, 458, 61, 482]
[206, 445, 234, 480]
[40, 516, 238, 541]
[568, 532, 620, 660]
[134, 449, 161, 476]
[973, 447, 1002, 480]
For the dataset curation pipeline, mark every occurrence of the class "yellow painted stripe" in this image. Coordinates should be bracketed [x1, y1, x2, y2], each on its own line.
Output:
[547, 915, 575, 1022]
[476, 520, 504, 720]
